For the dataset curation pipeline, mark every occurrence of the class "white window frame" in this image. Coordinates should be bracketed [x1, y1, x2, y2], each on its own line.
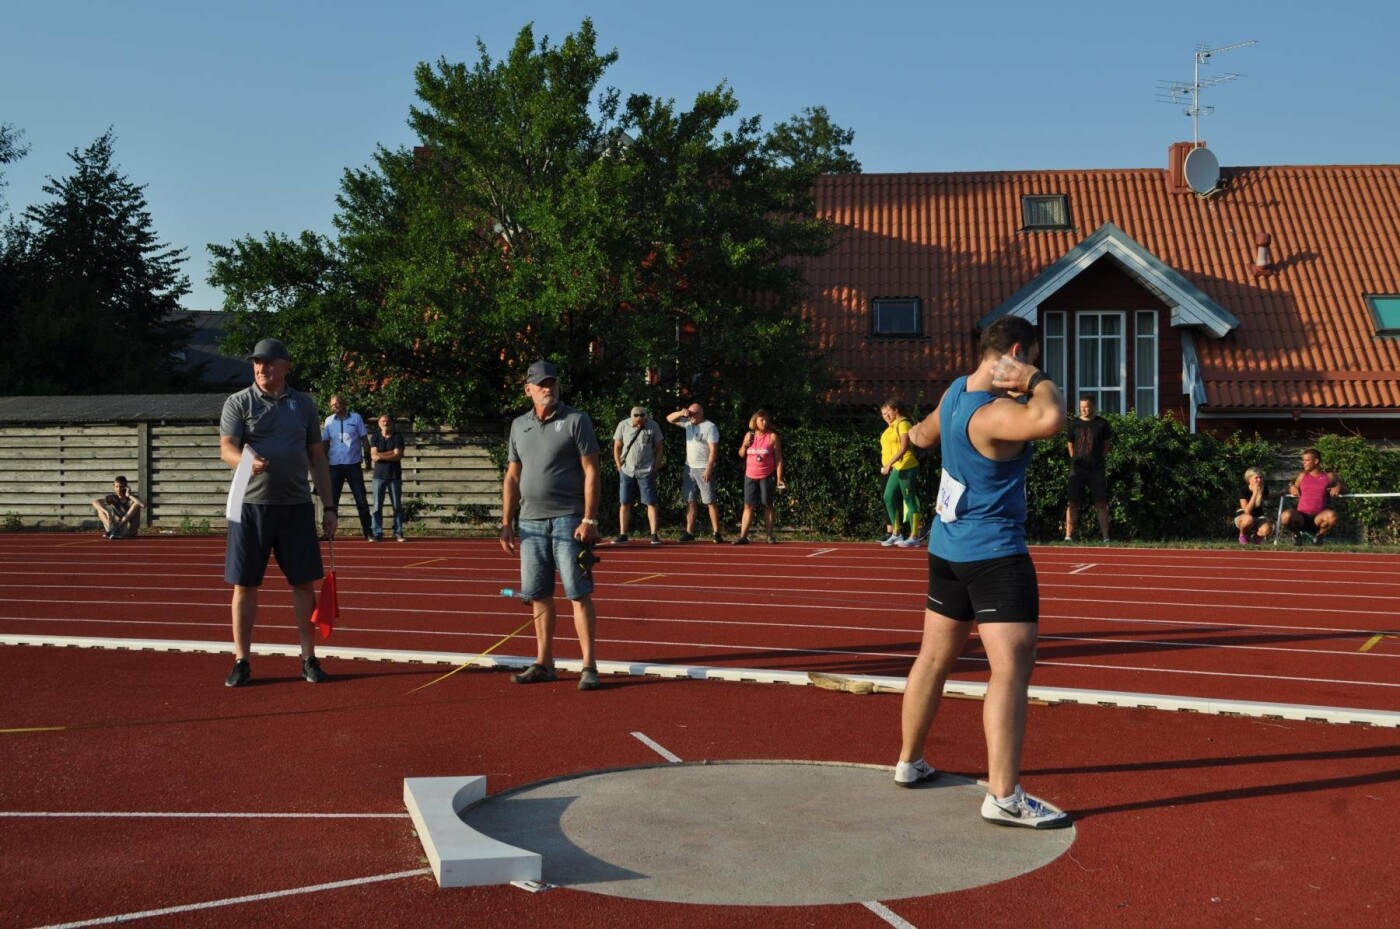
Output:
[1134, 310, 1159, 416]
[1075, 311, 1127, 414]
[871, 297, 922, 337]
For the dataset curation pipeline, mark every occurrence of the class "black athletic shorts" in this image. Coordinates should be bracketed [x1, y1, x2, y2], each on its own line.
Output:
[225, 502, 323, 587]
[926, 552, 1039, 623]
[743, 474, 777, 507]
[1067, 467, 1108, 504]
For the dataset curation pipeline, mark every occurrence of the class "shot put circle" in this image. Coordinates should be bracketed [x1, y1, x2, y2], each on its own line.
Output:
[463, 760, 1075, 905]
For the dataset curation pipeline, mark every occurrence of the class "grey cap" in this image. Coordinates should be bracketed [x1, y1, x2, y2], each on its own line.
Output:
[247, 338, 291, 362]
[526, 360, 559, 384]
[630, 406, 647, 417]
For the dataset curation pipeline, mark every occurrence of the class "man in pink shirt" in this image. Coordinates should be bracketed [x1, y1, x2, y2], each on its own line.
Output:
[1280, 448, 1344, 545]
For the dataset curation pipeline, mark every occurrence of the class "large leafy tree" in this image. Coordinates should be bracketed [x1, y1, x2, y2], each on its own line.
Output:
[0, 130, 193, 394]
[1, 123, 28, 207]
[212, 20, 859, 425]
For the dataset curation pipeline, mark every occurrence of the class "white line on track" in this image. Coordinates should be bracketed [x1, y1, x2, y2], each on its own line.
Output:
[0, 811, 408, 818]
[1068, 563, 1095, 575]
[631, 731, 683, 763]
[807, 548, 837, 557]
[32, 868, 432, 929]
[863, 901, 918, 929]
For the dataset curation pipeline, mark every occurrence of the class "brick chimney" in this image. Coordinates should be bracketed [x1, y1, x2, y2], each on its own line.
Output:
[1166, 141, 1204, 195]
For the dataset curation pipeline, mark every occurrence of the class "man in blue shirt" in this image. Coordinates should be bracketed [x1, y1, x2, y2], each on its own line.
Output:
[500, 360, 604, 691]
[892, 316, 1072, 829]
[322, 395, 374, 541]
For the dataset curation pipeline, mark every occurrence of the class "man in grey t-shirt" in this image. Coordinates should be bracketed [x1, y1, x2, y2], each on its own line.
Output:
[500, 360, 604, 691]
[611, 406, 664, 545]
[666, 403, 723, 542]
[218, 338, 337, 688]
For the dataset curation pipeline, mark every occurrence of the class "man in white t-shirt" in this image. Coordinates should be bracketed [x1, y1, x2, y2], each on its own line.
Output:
[666, 403, 723, 543]
[322, 394, 374, 541]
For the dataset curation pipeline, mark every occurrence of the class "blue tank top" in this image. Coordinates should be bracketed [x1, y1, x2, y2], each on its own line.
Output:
[929, 376, 1032, 562]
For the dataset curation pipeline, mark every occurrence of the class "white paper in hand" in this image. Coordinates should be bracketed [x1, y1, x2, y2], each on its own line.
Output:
[225, 445, 256, 523]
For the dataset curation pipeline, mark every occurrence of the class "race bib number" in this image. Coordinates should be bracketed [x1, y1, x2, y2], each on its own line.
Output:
[936, 471, 967, 524]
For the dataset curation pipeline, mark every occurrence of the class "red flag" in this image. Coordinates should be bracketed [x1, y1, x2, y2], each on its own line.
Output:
[310, 570, 339, 641]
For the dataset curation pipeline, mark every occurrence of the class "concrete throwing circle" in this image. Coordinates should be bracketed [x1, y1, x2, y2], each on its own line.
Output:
[463, 760, 1074, 905]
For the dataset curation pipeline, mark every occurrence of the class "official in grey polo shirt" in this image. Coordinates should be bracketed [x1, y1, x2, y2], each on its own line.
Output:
[500, 360, 604, 691]
[218, 337, 337, 689]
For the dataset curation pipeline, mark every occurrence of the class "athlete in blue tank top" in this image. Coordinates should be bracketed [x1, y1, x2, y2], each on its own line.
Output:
[891, 315, 1074, 830]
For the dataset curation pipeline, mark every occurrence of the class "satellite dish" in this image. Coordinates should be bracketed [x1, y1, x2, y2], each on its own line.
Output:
[1183, 146, 1221, 195]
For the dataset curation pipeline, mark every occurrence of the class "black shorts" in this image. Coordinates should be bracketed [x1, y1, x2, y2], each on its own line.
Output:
[1067, 468, 1108, 504]
[926, 552, 1039, 623]
[744, 474, 777, 507]
[1294, 511, 1323, 532]
[225, 502, 323, 587]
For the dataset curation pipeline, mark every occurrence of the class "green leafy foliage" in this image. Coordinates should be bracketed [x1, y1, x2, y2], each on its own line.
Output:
[0, 130, 193, 395]
[1308, 435, 1400, 544]
[211, 19, 856, 427]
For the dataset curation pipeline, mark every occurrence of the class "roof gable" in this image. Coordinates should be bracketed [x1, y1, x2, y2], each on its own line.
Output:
[978, 221, 1240, 337]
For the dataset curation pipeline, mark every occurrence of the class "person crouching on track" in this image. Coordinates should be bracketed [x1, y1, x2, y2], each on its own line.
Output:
[1234, 467, 1274, 544]
[893, 315, 1072, 829]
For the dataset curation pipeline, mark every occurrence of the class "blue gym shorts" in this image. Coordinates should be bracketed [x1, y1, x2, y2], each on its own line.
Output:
[225, 502, 323, 587]
[518, 515, 594, 601]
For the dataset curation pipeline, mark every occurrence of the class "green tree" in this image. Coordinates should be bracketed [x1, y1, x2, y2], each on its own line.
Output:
[0, 130, 192, 395]
[1, 123, 28, 207]
[211, 20, 858, 426]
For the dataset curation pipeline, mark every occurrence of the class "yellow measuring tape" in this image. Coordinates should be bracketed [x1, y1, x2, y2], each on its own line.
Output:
[404, 612, 539, 694]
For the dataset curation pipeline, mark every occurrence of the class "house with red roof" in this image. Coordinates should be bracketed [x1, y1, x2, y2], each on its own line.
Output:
[805, 143, 1400, 438]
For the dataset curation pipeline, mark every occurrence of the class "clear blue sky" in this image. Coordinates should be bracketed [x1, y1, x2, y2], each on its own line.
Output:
[3, 0, 1396, 311]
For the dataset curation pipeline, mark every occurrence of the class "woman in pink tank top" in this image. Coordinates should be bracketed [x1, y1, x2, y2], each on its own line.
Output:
[735, 410, 785, 544]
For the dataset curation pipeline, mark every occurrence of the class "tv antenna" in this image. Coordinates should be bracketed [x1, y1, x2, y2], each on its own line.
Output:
[1156, 40, 1257, 145]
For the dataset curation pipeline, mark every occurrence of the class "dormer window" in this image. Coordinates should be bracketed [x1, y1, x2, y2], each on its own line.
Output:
[871, 297, 922, 337]
[1021, 194, 1071, 231]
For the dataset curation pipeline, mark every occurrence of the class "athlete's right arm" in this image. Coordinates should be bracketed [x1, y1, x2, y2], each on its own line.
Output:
[980, 367, 1066, 443]
[907, 395, 944, 449]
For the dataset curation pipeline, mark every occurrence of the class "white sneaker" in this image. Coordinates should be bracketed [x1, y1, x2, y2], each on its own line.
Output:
[894, 758, 939, 787]
[980, 786, 1072, 829]
[895, 535, 921, 548]
[880, 533, 904, 547]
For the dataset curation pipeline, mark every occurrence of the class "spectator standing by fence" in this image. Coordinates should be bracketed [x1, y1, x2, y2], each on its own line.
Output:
[370, 414, 406, 542]
[323, 395, 374, 541]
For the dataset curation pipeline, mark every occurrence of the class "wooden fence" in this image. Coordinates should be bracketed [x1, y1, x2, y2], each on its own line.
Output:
[0, 423, 503, 533]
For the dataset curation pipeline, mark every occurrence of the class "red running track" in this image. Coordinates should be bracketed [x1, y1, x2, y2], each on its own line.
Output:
[0, 534, 1396, 712]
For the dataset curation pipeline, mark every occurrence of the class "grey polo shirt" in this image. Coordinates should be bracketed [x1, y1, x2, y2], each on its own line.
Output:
[220, 384, 321, 504]
[508, 402, 600, 520]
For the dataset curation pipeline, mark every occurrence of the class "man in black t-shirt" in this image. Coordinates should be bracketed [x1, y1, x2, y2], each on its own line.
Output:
[1064, 396, 1112, 542]
[370, 414, 407, 542]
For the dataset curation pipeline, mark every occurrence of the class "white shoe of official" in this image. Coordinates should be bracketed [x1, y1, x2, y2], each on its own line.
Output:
[980, 786, 1072, 829]
[893, 758, 940, 787]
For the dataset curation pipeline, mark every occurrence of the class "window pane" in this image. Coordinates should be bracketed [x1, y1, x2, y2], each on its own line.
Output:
[873, 298, 920, 335]
[1367, 295, 1400, 331]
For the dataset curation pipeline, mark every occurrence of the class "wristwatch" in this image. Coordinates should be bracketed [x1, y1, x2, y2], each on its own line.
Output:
[581, 518, 598, 526]
[1026, 372, 1050, 393]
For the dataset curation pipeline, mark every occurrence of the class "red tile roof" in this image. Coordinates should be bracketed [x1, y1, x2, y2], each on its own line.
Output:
[808, 162, 1400, 414]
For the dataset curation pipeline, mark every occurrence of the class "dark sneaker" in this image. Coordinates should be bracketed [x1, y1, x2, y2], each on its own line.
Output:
[578, 666, 601, 691]
[366, 535, 378, 543]
[650, 534, 662, 545]
[302, 657, 328, 684]
[1295, 532, 1313, 546]
[894, 758, 939, 788]
[733, 536, 749, 545]
[767, 535, 777, 544]
[395, 534, 405, 542]
[225, 659, 251, 688]
[612, 534, 629, 545]
[511, 663, 557, 684]
[981, 787, 1072, 829]
[713, 533, 724, 544]
[1313, 534, 1325, 546]
[678, 532, 696, 543]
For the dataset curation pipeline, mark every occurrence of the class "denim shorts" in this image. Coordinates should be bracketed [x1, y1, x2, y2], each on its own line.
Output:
[519, 515, 594, 601]
[619, 470, 658, 506]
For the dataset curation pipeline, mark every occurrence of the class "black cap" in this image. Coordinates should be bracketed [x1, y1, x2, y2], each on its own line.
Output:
[525, 360, 559, 384]
[247, 338, 291, 362]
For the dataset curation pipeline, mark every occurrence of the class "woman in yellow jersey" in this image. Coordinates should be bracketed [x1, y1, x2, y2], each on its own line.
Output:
[879, 399, 922, 547]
